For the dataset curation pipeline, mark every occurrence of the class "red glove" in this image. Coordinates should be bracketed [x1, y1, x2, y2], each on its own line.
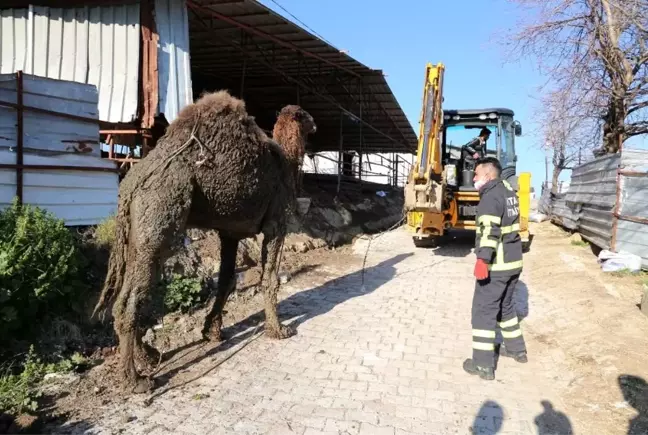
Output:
[474, 258, 489, 281]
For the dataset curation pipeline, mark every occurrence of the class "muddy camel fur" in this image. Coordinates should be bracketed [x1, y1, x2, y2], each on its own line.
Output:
[93, 90, 316, 392]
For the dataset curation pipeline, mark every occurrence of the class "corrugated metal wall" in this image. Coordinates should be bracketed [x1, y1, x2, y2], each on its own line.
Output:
[552, 148, 648, 267]
[0, 4, 140, 124]
[0, 73, 118, 226]
[563, 154, 619, 249]
[615, 149, 648, 267]
[155, 0, 193, 123]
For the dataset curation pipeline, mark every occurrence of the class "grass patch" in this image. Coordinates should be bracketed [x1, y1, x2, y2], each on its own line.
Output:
[610, 269, 648, 279]
[571, 240, 589, 247]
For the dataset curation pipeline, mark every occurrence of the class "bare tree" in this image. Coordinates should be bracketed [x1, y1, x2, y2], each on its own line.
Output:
[504, 0, 648, 155]
[539, 90, 595, 193]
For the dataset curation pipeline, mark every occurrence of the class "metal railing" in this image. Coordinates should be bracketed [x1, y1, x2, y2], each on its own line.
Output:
[302, 151, 413, 192]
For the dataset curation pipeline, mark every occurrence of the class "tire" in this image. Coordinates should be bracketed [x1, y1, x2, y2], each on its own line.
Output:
[413, 236, 439, 248]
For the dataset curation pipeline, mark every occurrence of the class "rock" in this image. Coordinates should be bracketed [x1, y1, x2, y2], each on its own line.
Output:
[641, 285, 648, 318]
[43, 372, 80, 385]
[570, 233, 583, 244]
[279, 273, 291, 284]
[120, 415, 136, 424]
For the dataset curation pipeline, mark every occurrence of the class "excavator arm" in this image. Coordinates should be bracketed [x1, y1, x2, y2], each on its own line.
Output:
[416, 63, 445, 180]
[404, 63, 446, 215]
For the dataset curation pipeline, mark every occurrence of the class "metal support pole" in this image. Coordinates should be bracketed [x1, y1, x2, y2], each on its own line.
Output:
[337, 112, 344, 195]
[16, 71, 24, 205]
[358, 80, 363, 184]
[393, 152, 397, 187]
[296, 53, 301, 105]
[240, 59, 247, 98]
[578, 147, 582, 165]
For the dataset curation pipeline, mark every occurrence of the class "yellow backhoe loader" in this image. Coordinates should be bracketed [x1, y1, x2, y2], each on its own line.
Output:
[404, 63, 531, 248]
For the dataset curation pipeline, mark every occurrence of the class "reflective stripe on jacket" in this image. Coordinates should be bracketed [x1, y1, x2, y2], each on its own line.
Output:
[475, 179, 523, 275]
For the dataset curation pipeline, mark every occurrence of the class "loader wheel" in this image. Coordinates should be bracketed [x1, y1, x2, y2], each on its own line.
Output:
[413, 236, 439, 249]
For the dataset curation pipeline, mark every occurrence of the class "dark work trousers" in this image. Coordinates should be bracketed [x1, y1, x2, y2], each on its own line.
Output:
[471, 273, 526, 368]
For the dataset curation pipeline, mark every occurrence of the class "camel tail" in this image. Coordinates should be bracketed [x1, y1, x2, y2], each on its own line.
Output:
[92, 198, 132, 322]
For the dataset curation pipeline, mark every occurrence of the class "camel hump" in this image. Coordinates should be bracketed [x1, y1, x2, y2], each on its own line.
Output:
[177, 90, 248, 123]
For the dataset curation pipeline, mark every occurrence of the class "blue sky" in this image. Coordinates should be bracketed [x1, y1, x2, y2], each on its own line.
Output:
[257, 0, 641, 192]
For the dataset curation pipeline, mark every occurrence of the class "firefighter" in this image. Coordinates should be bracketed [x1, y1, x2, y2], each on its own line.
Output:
[463, 157, 527, 381]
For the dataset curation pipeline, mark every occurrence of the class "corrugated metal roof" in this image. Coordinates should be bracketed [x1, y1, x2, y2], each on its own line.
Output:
[155, 0, 194, 122]
[0, 73, 118, 226]
[0, 4, 140, 123]
[1, 0, 418, 152]
[186, 0, 417, 153]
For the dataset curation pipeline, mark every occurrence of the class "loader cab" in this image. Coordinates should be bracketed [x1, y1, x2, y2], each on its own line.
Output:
[442, 108, 522, 189]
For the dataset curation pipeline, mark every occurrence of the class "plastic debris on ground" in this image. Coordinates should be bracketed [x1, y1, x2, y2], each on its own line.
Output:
[597, 250, 642, 273]
[376, 191, 387, 197]
[530, 212, 549, 223]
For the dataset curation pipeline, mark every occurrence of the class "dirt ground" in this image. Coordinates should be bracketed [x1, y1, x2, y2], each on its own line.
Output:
[521, 222, 648, 434]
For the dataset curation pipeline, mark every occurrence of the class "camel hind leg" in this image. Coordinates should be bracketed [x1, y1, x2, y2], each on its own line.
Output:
[113, 181, 193, 393]
[113, 251, 159, 393]
[260, 219, 295, 339]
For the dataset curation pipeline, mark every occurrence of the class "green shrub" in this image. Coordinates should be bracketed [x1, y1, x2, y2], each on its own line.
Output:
[0, 201, 84, 342]
[163, 274, 204, 313]
[0, 346, 89, 414]
[0, 346, 46, 414]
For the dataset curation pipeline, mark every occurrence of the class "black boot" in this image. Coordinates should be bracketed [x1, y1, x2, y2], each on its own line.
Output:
[499, 346, 528, 363]
[463, 358, 495, 380]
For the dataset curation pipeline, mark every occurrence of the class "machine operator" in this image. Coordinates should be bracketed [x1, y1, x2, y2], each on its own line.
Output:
[461, 127, 491, 171]
[463, 157, 527, 381]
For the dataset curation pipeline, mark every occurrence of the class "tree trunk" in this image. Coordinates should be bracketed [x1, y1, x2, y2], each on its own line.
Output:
[551, 165, 562, 195]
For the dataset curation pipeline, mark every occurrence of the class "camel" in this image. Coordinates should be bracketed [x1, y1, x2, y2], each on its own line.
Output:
[273, 105, 308, 192]
[93, 90, 316, 392]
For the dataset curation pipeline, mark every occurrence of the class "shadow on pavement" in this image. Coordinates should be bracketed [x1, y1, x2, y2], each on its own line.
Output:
[471, 400, 573, 435]
[155, 253, 413, 388]
[515, 280, 529, 321]
[534, 400, 573, 435]
[619, 375, 648, 435]
[472, 400, 504, 434]
[434, 229, 475, 258]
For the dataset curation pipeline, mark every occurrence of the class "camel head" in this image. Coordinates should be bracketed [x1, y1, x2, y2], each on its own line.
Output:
[278, 105, 317, 135]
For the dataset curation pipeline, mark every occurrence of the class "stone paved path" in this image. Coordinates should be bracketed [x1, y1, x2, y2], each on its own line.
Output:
[57, 227, 648, 435]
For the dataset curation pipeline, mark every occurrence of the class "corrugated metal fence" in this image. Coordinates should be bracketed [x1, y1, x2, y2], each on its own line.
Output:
[0, 73, 119, 225]
[553, 148, 648, 267]
[0, 4, 140, 124]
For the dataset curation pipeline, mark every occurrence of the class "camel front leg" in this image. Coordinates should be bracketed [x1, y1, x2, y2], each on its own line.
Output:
[260, 228, 295, 339]
[203, 234, 239, 341]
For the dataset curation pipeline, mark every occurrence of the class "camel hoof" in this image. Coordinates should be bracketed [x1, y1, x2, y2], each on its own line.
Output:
[132, 377, 155, 394]
[266, 324, 296, 340]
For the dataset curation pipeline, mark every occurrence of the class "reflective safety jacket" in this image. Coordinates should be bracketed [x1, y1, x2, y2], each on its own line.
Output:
[475, 178, 523, 276]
